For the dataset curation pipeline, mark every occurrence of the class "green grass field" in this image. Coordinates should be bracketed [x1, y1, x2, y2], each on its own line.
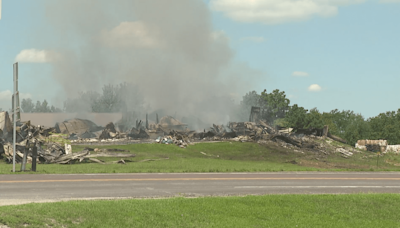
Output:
[0, 194, 399, 227]
[1, 141, 400, 174]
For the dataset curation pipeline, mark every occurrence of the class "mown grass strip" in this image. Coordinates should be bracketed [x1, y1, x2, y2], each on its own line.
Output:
[1, 141, 400, 174]
[0, 142, 321, 174]
[0, 194, 399, 228]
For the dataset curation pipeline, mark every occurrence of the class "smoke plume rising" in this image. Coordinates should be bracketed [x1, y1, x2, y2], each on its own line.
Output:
[41, 0, 258, 127]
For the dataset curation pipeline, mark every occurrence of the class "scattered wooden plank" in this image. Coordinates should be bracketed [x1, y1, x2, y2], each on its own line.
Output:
[88, 158, 105, 164]
[84, 153, 136, 158]
[136, 158, 169, 162]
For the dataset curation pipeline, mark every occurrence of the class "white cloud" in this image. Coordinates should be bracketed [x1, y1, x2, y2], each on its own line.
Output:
[0, 0, 2, 20]
[15, 49, 58, 63]
[379, 0, 400, 3]
[292, 71, 309, 77]
[0, 90, 32, 101]
[0, 90, 12, 101]
[308, 84, 322, 92]
[241, 36, 265, 43]
[100, 21, 163, 48]
[210, 0, 365, 24]
[0, 90, 32, 111]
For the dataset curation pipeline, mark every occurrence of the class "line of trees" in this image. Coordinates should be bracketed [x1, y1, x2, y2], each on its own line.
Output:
[20, 82, 144, 114]
[241, 89, 400, 145]
[21, 98, 62, 113]
[63, 82, 144, 113]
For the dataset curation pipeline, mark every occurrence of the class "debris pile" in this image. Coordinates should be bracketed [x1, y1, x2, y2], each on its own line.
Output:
[1, 107, 369, 166]
[155, 135, 189, 148]
[55, 118, 103, 139]
[336, 147, 353, 158]
[0, 112, 137, 165]
[386, 145, 400, 154]
[355, 140, 387, 152]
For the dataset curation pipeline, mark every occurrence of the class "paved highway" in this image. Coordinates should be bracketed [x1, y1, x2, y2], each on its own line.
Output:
[1, 172, 400, 206]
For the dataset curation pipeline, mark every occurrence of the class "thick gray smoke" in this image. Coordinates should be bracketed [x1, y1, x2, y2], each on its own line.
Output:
[41, 0, 257, 128]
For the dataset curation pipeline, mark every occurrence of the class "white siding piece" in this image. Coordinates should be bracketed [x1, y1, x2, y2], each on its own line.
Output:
[386, 145, 400, 154]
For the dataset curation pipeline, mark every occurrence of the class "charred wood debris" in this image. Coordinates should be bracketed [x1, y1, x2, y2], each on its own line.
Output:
[0, 110, 354, 165]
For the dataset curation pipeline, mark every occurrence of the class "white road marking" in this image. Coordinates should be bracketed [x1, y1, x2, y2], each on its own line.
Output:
[234, 186, 400, 189]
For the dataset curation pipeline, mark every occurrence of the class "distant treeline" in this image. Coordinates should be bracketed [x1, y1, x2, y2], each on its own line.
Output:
[21, 83, 143, 114]
[241, 89, 400, 146]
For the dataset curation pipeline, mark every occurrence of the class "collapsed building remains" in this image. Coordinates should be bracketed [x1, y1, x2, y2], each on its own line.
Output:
[2, 106, 385, 168]
[0, 112, 135, 167]
[355, 139, 400, 154]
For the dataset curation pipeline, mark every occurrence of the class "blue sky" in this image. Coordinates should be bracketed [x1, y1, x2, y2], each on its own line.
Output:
[0, 0, 399, 119]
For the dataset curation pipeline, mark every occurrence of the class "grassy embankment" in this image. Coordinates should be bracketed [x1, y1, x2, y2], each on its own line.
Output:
[1, 140, 400, 174]
[0, 194, 399, 227]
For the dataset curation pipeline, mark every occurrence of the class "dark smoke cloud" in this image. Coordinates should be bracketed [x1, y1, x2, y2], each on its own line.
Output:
[41, 0, 260, 127]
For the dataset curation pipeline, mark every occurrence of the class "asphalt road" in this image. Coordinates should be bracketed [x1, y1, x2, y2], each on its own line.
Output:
[1, 172, 400, 206]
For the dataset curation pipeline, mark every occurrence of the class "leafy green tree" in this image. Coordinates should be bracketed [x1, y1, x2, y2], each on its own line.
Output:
[260, 89, 290, 124]
[64, 90, 101, 113]
[21, 99, 61, 113]
[50, 105, 62, 113]
[35, 100, 41, 112]
[239, 90, 263, 121]
[321, 112, 339, 136]
[33, 100, 50, 112]
[97, 84, 121, 112]
[241, 91, 262, 108]
[41, 100, 49, 112]
[320, 109, 370, 145]
[344, 115, 371, 146]
[285, 106, 324, 131]
[284, 104, 308, 130]
[64, 82, 144, 113]
[306, 108, 324, 129]
[21, 98, 35, 113]
[368, 110, 400, 144]
[325, 109, 361, 136]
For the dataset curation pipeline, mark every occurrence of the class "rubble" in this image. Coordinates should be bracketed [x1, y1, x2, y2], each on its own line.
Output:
[159, 116, 187, 131]
[0, 115, 138, 165]
[55, 118, 103, 135]
[155, 135, 188, 148]
[49, 149, 135, 164]
[386, 145, 400, 154]
[99, 122, 119, 140]
[356, 140, 387, 152]
[1, 110, 380, 168]
[336, 148, 353, 158]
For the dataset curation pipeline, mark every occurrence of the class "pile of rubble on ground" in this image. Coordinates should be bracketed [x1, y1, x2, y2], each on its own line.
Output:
[1, 109, 363, 164]
[155, 135, 188, 148]
[355, 139, 400, 154]
[0, 112, 136, 165]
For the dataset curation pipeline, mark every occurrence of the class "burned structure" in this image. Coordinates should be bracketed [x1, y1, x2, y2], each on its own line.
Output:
[1, 101, 372, 168]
